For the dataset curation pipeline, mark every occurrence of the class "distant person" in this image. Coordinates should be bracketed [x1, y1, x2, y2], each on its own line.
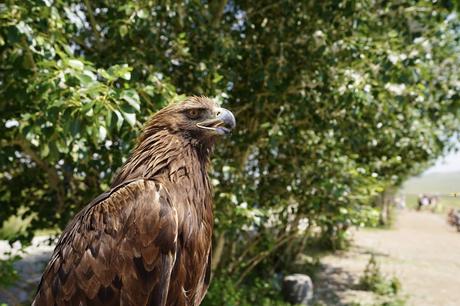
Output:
[395, 194, 406, 209]
[430, 194, 439, 204]
[429, 194, 440, 212]
[417, 194, 430, 211]
[447, 208, 460, 232]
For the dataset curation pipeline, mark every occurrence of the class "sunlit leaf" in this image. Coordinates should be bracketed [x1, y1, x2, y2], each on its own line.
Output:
[121, 89, 140, 111]
[68, 59, 84, 71]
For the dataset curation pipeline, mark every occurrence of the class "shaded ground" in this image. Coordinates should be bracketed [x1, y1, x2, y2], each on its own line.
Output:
[314, 210, 460, 306]
[0, 237, 54, 305]
[1, 210, 459, 305]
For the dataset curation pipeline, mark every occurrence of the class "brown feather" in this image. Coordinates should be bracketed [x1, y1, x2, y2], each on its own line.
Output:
[32, 97, 227, 306]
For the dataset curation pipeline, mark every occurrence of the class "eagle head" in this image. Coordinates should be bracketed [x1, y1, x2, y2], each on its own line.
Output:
[111, 96, 234, 186]
[144, 96, 236, 144]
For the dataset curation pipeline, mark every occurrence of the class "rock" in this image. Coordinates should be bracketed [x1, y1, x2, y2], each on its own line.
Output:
[0, 236, 55, 305]
[282, 274, 314, 305]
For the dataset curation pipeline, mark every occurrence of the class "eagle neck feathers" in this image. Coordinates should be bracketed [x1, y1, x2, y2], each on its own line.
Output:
[112, 129, 213, 207]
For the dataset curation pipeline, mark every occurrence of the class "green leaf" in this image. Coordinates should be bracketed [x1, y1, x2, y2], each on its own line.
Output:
[122, 112, 136, 127]
[48, 141, 59, 160]
[98, 126, 107, 141]
[106, 111, 113, 129]
[68, 59, 84, 71]
[136, 9, 148, 19]
[143, 85, 155, 97]
[213, 73, 223, 83]
[121, 89, 140, 111]
[113, 110, 124, 130]
[97, 68, 116, 81]
[40, 143, 50, 157]
[76, 72, 94, 86]
[119, 25, 128, 38]
[69, 118, 81, 137]
[107, 65, 132, 81]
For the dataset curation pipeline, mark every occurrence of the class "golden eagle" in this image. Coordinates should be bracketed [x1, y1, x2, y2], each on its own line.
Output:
[32, 97, 236, 306]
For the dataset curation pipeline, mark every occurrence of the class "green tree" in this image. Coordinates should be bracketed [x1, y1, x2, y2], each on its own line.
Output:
[1, 0, 459, 303]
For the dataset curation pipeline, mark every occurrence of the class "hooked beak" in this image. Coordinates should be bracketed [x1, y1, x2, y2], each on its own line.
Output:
[196, 107, 236, 135]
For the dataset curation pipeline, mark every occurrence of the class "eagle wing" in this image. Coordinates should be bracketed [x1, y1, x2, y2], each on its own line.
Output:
[32, 179, 178, 306]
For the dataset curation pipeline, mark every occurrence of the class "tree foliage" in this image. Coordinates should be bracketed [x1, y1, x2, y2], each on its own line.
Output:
[1, 0, 459, 302]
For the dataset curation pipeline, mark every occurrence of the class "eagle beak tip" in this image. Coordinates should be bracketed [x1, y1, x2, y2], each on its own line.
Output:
[216, 108, 236, 133]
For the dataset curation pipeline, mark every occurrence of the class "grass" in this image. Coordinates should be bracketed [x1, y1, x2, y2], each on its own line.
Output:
[401, 171, 460, 194]
[355, 255, 408, 306]
[399, 171, 460, 213]
[403, 194, 460, 212]
[359, 255, 401, 296]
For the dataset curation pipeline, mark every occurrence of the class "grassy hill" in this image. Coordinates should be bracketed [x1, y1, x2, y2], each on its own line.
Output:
[401, 171, 460, 194]
[400, 171, 460, 210]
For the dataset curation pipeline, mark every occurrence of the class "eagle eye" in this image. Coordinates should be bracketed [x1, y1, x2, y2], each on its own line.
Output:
[186, 108, 202, 120]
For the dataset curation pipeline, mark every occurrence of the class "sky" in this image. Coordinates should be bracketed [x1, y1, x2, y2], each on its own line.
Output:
[424, 149, 460, 174]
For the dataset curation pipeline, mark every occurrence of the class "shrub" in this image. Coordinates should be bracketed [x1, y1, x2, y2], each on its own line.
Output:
[359, 255, 401, 296]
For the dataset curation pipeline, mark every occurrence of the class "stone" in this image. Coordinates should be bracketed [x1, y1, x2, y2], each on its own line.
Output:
[0, 237, 54, 305]
[282, 273, 314, 305]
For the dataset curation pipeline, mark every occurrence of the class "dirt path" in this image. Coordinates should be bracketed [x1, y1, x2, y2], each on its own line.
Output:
[1, 211, 459, 305]
[314, 210, 460, 306]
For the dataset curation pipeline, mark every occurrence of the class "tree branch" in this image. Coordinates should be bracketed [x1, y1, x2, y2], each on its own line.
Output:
[210, 0, 227, 27]
[211, 232, 226, 270]
[83, 0, 103, 50]
[228, 233, 263, 273]
[235, 232, 298, 286]
[20, 37, 36, 73]
[9, 138, 66, 211]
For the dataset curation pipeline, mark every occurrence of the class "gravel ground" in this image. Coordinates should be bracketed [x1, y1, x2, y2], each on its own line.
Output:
[0, 236, 55, 305]
[1, 210, 459, 305]
[315, 210, 460, 306]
